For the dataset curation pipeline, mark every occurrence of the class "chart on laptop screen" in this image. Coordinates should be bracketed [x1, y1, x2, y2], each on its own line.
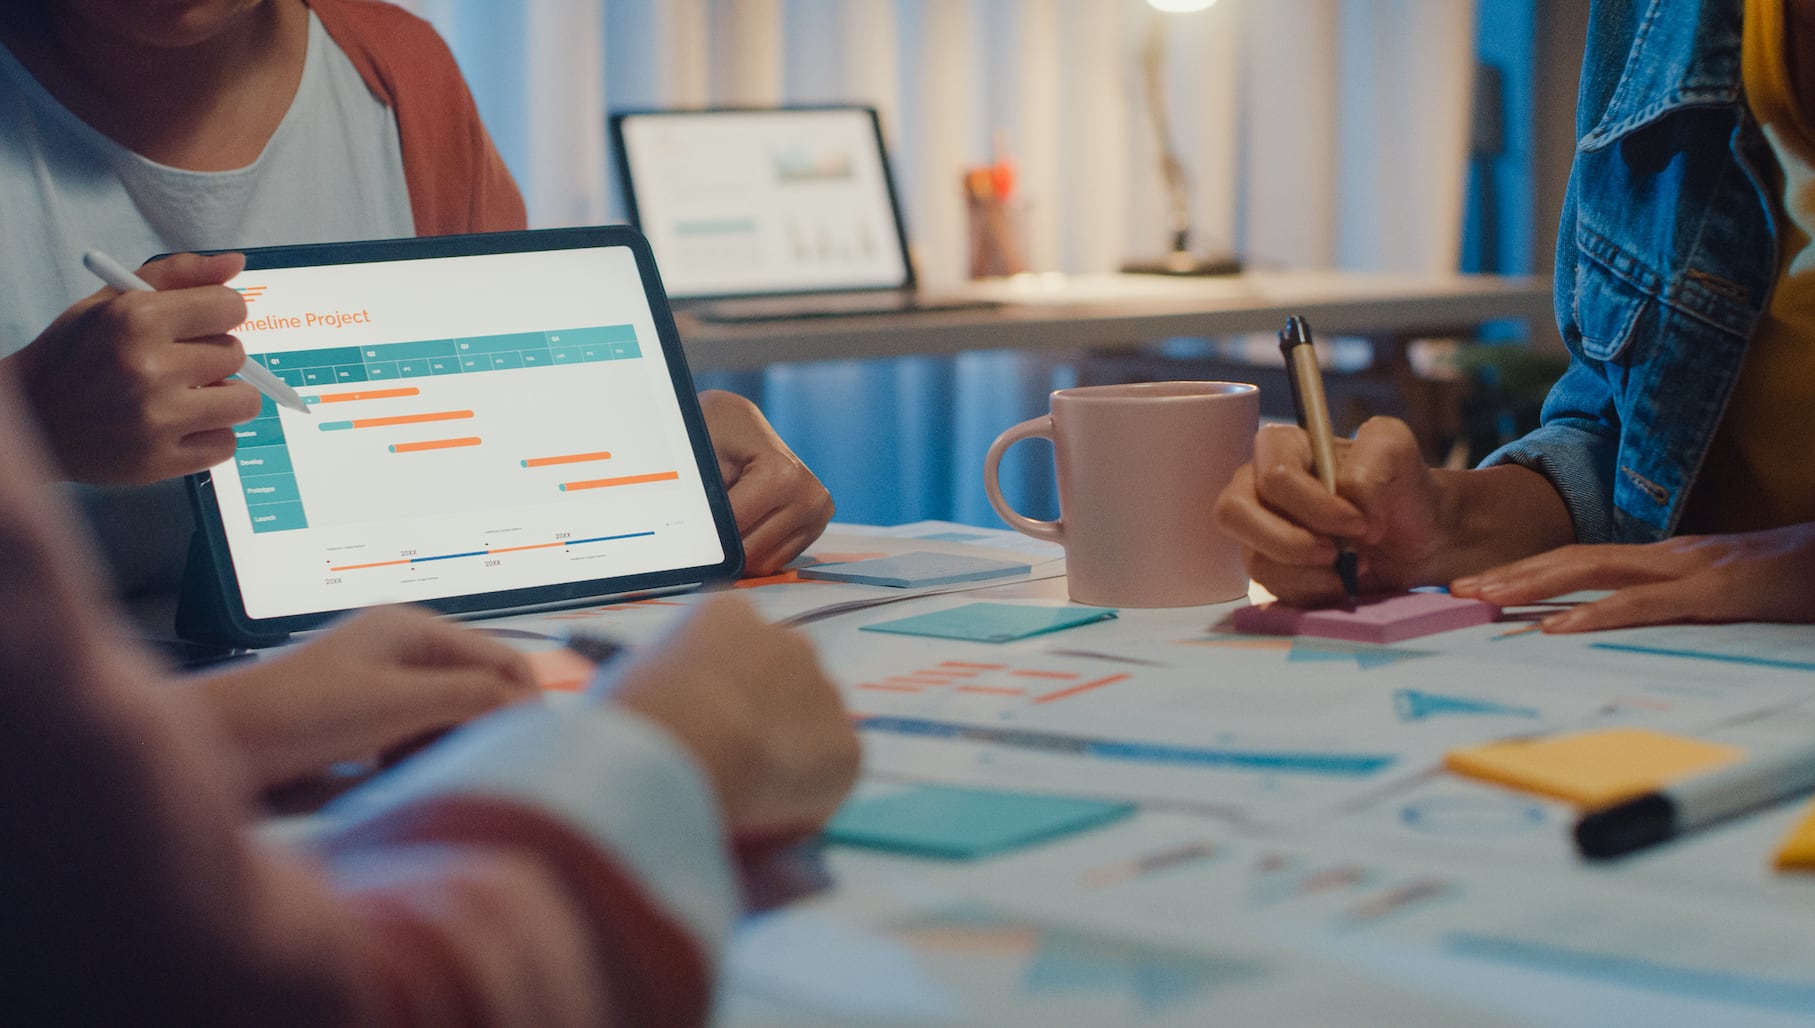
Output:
[208, 246, 725, 620]
[615, 107, 912, 297]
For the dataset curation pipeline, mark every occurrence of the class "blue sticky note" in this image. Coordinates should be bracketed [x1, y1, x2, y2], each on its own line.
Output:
[825, 784, 1135, 859]
[860, 602, 1118, 643]
[797, 551, 1031, 588]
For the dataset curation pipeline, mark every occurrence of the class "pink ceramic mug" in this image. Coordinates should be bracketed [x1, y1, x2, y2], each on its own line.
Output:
[984, 381, 1259, 607]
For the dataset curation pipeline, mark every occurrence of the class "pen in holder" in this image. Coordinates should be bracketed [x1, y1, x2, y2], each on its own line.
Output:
[963, 161, 1028, 279]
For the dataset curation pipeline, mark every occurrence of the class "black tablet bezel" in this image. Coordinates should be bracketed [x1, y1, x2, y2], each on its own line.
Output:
[182, 225, 743, 646]
[608, 104, 919, 301]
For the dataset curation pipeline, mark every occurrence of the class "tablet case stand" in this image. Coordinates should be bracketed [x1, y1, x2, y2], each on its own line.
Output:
[176, 531, 292, 648]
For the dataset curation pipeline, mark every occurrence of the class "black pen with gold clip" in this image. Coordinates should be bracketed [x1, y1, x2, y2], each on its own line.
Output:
[1278, 316, 1360, 606]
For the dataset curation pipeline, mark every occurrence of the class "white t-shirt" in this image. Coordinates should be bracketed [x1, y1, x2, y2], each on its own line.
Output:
[0, 11, 415, 354]
[0, 12, 416, 598]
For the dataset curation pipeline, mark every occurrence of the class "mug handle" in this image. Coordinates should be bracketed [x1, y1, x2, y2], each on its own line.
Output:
[984, 416, 1063, 543]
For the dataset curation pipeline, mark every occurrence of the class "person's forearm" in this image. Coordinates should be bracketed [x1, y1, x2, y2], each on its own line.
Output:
[1429, 464, 1575, 582]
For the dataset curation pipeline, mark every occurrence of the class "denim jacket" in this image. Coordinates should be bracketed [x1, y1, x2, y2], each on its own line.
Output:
[1483, 0, 1779, 542]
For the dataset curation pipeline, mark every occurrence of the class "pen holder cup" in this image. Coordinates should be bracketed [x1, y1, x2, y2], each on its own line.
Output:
[984, 381, 1258, 608]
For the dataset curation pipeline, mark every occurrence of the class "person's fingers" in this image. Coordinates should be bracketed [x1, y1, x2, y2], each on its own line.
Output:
[1335, 417, 1427, 545]
[733, 486, 833, 576]
[358, 607, 537, 693]
[162, 291, 249, 344]
[605, 591, 856, 838]
[1537, 579, 1709, 634]
[1240, 546, 1350, 606]
[738, 518, 819, 577]
[720, 450, 833, 566]
[173, 378, 264, 429]
[1247, 424, 1370, 532]
[1215, 465, 1341, 569]
[1254, 457, 1370, 538]
[379, 666, 540, 726]
[1452, 544, 1684, 605]
[83, 377, 260, 481]
[98, 282, 247, 346]
[168, 428, 242, 478]
[743, 629, 857, 834]
[136, 251, 246, 291]
[724, 470, 788, 539]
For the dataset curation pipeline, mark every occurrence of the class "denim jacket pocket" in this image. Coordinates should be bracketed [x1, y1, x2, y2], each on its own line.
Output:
[1571, 254, 1653, 363]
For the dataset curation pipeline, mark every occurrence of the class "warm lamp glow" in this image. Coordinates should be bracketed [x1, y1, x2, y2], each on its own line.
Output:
[1146, 0, 1217, 12]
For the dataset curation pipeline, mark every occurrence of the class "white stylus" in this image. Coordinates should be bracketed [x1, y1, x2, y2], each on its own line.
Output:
[81, 250, 311, 415]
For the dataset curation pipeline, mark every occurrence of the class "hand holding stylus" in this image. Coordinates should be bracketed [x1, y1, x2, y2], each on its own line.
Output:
[82, 251, 309, 414]
[5, 250, 271, 484]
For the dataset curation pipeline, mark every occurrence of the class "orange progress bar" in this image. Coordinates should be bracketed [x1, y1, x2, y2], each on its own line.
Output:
[317, 387, 421, 403]
[390, 436, 481, 453]
[356, 409, 473, 429]
[489, 540, 565, 555]
[1032, 673, 1131, 704]
[523, 450, 613, 468]
[330, 558, 410, 571]
[559, 470, 679, 492]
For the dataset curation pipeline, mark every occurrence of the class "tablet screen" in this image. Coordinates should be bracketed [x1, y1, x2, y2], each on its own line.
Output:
[190, 228, 738, 636]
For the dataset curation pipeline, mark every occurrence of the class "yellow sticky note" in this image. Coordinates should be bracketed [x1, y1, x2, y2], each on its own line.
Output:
[1444, 728, 1746, 807]
[1773, 799, 1815, 871]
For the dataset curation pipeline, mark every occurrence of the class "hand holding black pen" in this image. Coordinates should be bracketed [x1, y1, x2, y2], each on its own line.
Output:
[1277, 316, 1361, 605]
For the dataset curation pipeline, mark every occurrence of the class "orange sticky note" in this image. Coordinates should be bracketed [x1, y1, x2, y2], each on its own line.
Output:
[524, 647, 599, 693]
[1773, 799, 1815, 871]
[1444, 728, 1747, 807]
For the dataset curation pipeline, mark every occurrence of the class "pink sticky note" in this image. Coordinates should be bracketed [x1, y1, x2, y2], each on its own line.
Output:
[1228, 592, 1500, 644]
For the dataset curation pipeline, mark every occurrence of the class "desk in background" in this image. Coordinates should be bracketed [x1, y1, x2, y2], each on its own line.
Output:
[492, 521, 1815, 1026]
[675, 271, 1553, 370]
[677, 270, 1554, 464]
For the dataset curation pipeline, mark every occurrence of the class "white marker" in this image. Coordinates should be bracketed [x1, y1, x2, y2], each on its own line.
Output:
[1574, 738, 1815, 859]
[81, 250, 310, 415]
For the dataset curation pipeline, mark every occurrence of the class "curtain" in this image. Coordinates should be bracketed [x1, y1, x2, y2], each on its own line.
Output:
[395, 0, 1478, 527]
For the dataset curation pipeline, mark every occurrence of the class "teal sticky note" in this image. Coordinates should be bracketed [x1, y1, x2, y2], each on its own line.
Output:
[825, 784, 1135, 859]
[860, 602, 1117, 643]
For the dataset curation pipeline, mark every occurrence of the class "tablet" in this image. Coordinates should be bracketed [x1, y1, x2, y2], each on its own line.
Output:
[179, 226, 742, 646]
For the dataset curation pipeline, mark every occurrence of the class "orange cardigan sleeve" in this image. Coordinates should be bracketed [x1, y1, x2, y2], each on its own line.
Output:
[306, 0, 529, 235]
[0, 366, 713, 1025]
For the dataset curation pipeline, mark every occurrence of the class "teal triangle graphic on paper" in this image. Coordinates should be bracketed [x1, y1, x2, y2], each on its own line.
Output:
[1287, 639, 1435, 669]
[1394, 688, 1540, 721]
[1284, 640, 1354, 664]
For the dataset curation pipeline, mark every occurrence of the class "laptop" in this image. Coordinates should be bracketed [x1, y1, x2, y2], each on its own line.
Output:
[609, 105, 996, 322]
[175, 226, 744, 647]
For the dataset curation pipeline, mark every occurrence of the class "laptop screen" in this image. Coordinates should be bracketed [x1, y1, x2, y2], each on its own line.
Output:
[611, 106, 915, 300]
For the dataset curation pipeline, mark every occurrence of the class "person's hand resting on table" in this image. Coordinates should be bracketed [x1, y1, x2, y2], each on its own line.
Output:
[602, 592, 859, 843]
[1450, 522, 1815, 633]
[4, 252, 260, 485]
[697, 389, 835, 577]
[1215, 415, 1815, 633]
[183, 606, 537, 789]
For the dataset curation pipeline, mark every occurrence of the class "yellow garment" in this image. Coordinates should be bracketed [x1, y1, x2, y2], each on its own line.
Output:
[1683, 0, 1815, 533]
